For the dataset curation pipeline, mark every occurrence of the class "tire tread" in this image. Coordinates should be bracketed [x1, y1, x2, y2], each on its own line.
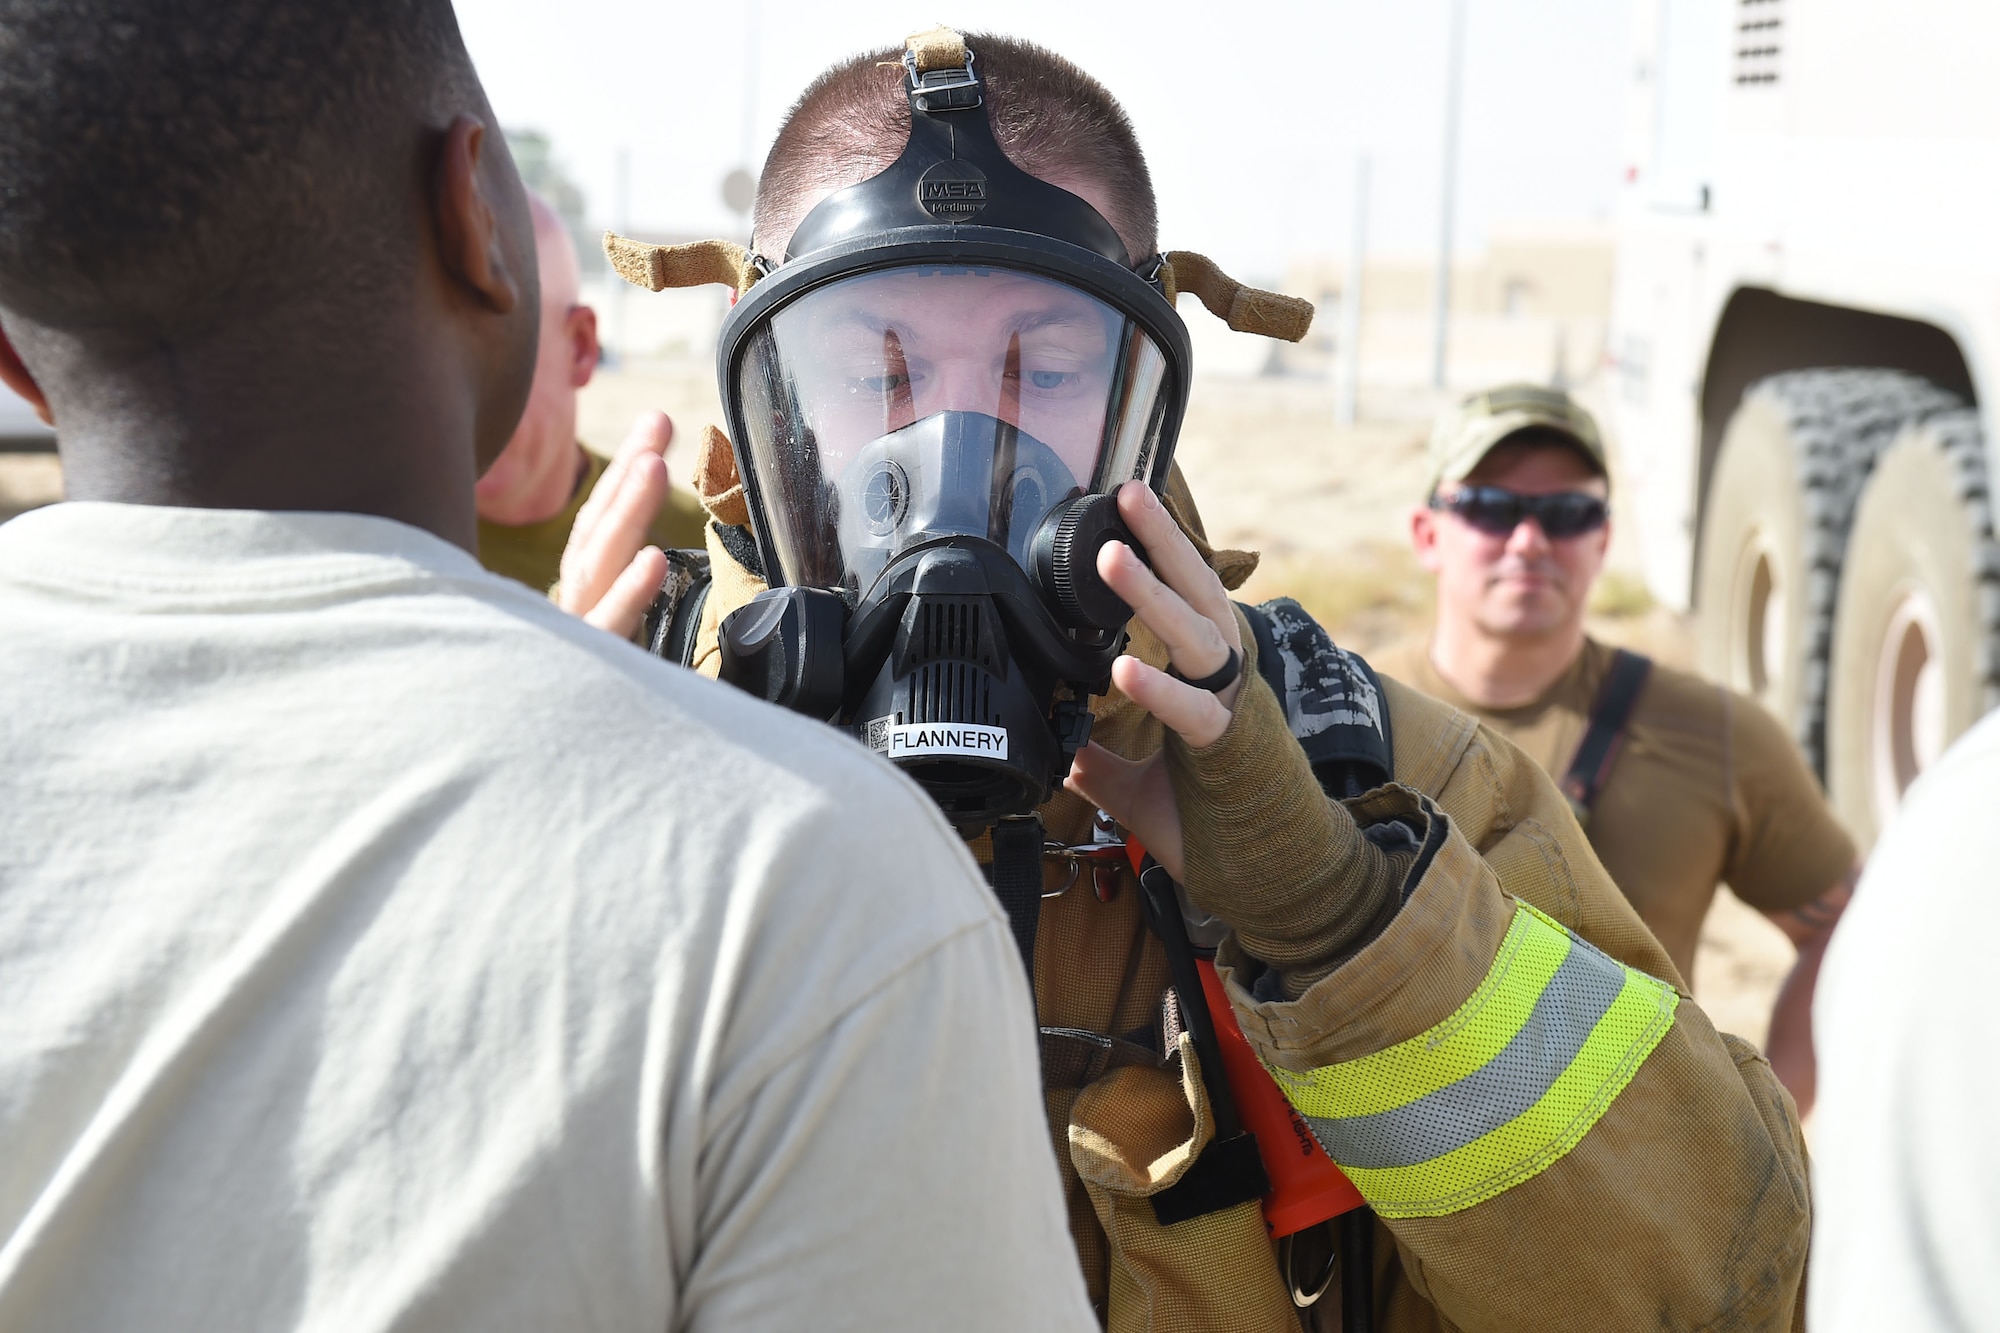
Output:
[1738, 369, 1970, 770]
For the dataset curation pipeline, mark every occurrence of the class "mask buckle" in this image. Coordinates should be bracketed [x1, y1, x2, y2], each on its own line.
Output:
[903, 47, 981, 112]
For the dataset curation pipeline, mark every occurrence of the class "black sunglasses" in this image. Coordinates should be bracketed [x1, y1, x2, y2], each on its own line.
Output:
[1429, 486, 1609, 540]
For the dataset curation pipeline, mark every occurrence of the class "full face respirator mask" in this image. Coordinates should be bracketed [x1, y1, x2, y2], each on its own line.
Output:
[697, 35, 1193, 831]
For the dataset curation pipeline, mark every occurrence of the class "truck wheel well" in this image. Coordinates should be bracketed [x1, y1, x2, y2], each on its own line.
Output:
[1697, 288, 1976, 538]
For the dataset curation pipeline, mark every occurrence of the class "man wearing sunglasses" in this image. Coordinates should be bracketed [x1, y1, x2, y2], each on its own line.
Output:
[1383, 383, 1859, 1114]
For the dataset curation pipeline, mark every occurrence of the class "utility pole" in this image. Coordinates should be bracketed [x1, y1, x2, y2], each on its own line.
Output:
[608, 146, 631, 365]
[1431, 0, 1468, 390]
[720, 0, 762, 234]
[1336, 155, 1369, 428]
[740, 0, 761, 175]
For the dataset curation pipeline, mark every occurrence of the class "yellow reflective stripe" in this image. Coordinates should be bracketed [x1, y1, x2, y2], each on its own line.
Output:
[1267, 900, 1572, 1119]
[1334, 964, 1677, 1218]
[1261, 900, 1681, 1219]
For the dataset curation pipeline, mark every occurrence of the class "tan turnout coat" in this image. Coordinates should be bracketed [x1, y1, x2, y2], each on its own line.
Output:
[687, 450, 1810, 1331]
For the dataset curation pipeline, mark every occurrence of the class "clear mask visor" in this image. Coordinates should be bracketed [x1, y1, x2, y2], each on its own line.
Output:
[734, 263, 1176, 598]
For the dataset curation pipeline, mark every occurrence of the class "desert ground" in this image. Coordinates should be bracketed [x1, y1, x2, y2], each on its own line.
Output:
[0, 362, 1800, 1048]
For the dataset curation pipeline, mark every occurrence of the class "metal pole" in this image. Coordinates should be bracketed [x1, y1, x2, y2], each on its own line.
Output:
[740, 0, 761, 172]
[608, 146, 631, 364]
[1431, 0, 1468, 390]
[1336, 154, 1369, 427]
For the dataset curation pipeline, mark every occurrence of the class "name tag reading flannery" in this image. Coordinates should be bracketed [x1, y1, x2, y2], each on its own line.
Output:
[867, 718, 1010, 760]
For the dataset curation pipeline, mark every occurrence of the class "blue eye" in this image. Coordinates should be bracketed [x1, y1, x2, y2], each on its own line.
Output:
[1028, 370, 1074, 390]
[855, 372, 911, 394]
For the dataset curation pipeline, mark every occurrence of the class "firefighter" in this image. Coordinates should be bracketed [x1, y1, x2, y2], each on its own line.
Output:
[568, 30, 1811, 1330]
[1379, 384, 1858, 1113]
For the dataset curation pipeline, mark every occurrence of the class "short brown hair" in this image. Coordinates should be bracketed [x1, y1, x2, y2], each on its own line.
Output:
[754, 33, 1157, 262]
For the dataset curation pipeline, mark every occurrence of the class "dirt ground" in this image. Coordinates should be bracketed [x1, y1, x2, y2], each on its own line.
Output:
[0, 362, 1798, 1047]
[0, 452, 60, 524]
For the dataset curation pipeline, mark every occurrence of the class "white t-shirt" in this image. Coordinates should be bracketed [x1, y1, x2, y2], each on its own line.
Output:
[1811, 707, 2000, 1330]
[0, 503, 1093, 1333]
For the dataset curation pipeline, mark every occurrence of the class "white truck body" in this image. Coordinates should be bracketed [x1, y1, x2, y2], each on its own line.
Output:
[1610, 0, 2000, 843]
[1612, 0, 2000, 607]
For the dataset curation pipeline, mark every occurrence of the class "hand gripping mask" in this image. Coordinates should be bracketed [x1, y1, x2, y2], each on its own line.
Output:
[706, 31, 1194, 830]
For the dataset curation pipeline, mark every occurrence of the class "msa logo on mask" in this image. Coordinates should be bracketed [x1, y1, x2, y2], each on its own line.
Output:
[867, 716, 1010, 760]
[917, 161, 989, 220]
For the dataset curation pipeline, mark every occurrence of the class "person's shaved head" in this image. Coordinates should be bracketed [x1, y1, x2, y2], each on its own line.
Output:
[755, 33, 1157, 262]
[530, 193, 581, 314]
[475, 190, 602, 527]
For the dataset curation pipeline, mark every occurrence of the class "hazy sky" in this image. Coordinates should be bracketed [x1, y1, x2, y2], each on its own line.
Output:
[456, 0, 1636, 279]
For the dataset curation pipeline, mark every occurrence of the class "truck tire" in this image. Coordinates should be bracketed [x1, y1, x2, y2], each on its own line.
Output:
[1825, 409, 2000, 849]
[1696, 369, 1965, 774]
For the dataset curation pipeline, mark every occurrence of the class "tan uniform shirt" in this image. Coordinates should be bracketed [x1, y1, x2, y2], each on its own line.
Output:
[477, 444, 707, 594]
[1376, 636, 1856, 975]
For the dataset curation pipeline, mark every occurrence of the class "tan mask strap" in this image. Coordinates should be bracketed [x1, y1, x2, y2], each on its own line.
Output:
[602, 233, 763, 298]
[905, 26, 967, 74]
[1159, 250, 1314, 343]
[692, 424, 750, 528]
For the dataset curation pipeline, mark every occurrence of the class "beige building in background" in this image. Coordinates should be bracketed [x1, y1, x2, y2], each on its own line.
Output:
[1277, 218, 1614, 391]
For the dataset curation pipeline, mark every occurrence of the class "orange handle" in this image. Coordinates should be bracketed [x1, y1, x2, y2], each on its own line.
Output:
[1121, 838, 1364, 1236]
[1196, 958, 1365, 1236]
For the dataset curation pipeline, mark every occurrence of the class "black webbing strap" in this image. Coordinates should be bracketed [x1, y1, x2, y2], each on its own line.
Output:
[1137, 858, 1272, 1226]
[987, 814, 1045, 990]
[1340, 1206, 1376, 1333]
[1559, 649, 1653, 827]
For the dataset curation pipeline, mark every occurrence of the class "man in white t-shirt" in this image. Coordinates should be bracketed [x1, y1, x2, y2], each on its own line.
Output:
[0, 2, 1091, 1330]
[1810, 705, 2000, 1329]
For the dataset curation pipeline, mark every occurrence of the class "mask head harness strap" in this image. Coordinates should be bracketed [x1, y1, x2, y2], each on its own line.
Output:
[902, 25, 979, 108]
[603, 233, 765, 297]
[1160, 250, 1315, 343]
[780, 29, 1132, 266]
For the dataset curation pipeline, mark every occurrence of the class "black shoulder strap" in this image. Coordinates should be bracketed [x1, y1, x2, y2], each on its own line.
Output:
[1238, 597, 1393, 799]
[986, 814, 1045, 999]
[1559, 649, 1653, 825]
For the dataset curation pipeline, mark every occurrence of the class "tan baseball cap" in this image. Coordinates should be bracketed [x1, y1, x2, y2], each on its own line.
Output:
[1424, 383, 1608, 497]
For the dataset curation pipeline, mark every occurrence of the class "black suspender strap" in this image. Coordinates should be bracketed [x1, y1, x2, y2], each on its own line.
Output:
[1135, 858, 1271, 1227]
[1560, 648, 1653, 827]
[1339, 1206, 1376, 1333]
[987, 814, 1046, 991]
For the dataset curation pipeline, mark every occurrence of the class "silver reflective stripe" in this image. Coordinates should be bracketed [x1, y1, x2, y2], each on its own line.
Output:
[1303, 936, 1626, 1170]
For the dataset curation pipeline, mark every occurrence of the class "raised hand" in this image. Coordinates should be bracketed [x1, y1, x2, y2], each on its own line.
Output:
[556, 410, 675, 639]
[1063, 480, 1245, 880]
